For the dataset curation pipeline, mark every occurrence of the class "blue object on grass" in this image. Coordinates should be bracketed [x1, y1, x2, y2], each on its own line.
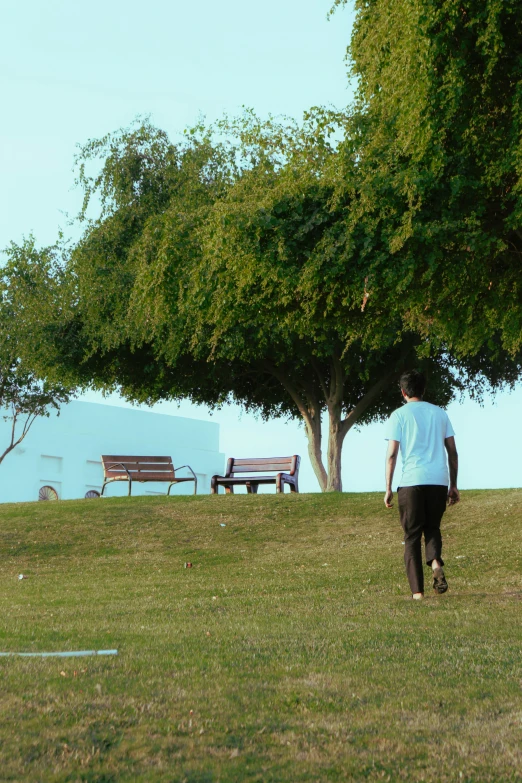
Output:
[0, 649, 118, 657]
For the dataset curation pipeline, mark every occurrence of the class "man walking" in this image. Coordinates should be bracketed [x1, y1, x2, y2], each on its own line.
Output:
[384, 370, 459, 599]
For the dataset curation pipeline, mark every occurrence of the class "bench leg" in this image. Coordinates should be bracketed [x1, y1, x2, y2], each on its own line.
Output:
[167, 478, 197, 496]
[246, 482, 259, 494]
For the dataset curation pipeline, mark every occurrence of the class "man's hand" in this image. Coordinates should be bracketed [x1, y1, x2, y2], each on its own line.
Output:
[384, 440, 399, 509]
[448, 486, 460, 505]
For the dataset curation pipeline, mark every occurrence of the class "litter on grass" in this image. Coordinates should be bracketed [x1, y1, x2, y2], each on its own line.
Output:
[0, 649, 118, 658]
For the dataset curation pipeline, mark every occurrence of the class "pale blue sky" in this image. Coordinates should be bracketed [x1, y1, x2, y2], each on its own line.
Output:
[2, 0, 521, 492]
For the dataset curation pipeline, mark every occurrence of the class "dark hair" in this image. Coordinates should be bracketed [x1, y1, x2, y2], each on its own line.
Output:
[400, 370, 426, 399]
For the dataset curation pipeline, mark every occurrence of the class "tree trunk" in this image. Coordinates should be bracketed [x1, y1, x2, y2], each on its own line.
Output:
[304, 415, 328, 492]
[266, 360, 400, 493]
[325, 410, 347, 492]
[306, 369, 399, 492]
[264, 361, 329, 492]
[0, 411, 37, 467]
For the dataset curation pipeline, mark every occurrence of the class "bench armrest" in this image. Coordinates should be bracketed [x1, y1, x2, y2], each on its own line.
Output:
[104, 462, 132, 479]
[289, 455, 300, 476]
[174, 465, 197, 481]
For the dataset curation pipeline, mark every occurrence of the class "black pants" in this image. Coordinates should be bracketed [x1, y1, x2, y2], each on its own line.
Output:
[398, 485, 447, 594]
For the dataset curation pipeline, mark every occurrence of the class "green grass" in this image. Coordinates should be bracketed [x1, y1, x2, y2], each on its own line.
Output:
[0, 489, 521, 782]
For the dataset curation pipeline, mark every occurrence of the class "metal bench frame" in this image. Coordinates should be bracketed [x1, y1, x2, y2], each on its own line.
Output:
[100, 455, 197, 497]
[211, 455, 300, 494]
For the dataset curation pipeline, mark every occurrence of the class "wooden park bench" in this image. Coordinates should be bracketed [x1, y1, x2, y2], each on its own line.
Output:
[211, 455, 300, 494]
[100, 455, 197, 497]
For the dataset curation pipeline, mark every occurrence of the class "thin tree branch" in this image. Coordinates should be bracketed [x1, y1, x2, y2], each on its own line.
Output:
[0, 444, 15, 465]
[340, 370, 398, 437]
[0, 410, 42, 466]
[21, 412, 38, 439]
[310, 356, 329, 402]
[0, 407, 20, 465]
[9, 405, 17, 449]
[263, 360, 312, 426]
[329, 353, 345, 409]
[300, 378, 323, 420]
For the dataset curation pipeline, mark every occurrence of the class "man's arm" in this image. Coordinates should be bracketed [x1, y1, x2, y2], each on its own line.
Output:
[384, 440, 400, 508]
[444, 436, 460, 505]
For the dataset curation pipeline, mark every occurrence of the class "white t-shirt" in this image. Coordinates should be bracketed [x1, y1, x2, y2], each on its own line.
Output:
[385, 401, 455, 487]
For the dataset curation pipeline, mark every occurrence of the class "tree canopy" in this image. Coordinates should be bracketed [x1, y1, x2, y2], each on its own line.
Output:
[4, 115, 516, 491]
[332, 0, 522, 358]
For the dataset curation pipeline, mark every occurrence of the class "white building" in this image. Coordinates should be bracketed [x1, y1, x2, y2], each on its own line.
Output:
[0, 401, 224, 503]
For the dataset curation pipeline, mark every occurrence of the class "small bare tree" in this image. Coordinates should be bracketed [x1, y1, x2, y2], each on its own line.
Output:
[0, 362, 71, 466]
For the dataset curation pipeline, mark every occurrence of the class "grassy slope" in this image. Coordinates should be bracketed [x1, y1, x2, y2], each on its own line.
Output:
[0, 489, 521, 783]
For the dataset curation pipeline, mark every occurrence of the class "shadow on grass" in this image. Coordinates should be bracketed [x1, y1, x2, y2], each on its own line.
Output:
[449, 591, 522, 600]
[401, 591, 522, 601]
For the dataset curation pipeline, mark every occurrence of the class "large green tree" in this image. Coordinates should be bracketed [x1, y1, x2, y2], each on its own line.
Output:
[6, 116, 514, 491]
[7, 0, 522, 490]
[331, 0, 522, 359]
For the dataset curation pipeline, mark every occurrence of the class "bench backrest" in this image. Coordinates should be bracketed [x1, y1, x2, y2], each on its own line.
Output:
[225, 456, 300, 477]
[101, 455, 175, 480]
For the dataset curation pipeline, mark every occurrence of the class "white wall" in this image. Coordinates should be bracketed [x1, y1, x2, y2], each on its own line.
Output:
[0, 401, 225, 503]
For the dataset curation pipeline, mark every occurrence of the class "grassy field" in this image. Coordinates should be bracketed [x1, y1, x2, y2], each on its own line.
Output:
[0, 489, 521, 782]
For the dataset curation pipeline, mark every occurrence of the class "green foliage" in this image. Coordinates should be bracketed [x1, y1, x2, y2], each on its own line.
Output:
[6, 109, 519, 490]
[70, 119, 235, 359]
[52, 116, 483, 489]
[0, 240, 73, 463]
[332, 0, 522, 358]
[65, 114, 430, 403]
